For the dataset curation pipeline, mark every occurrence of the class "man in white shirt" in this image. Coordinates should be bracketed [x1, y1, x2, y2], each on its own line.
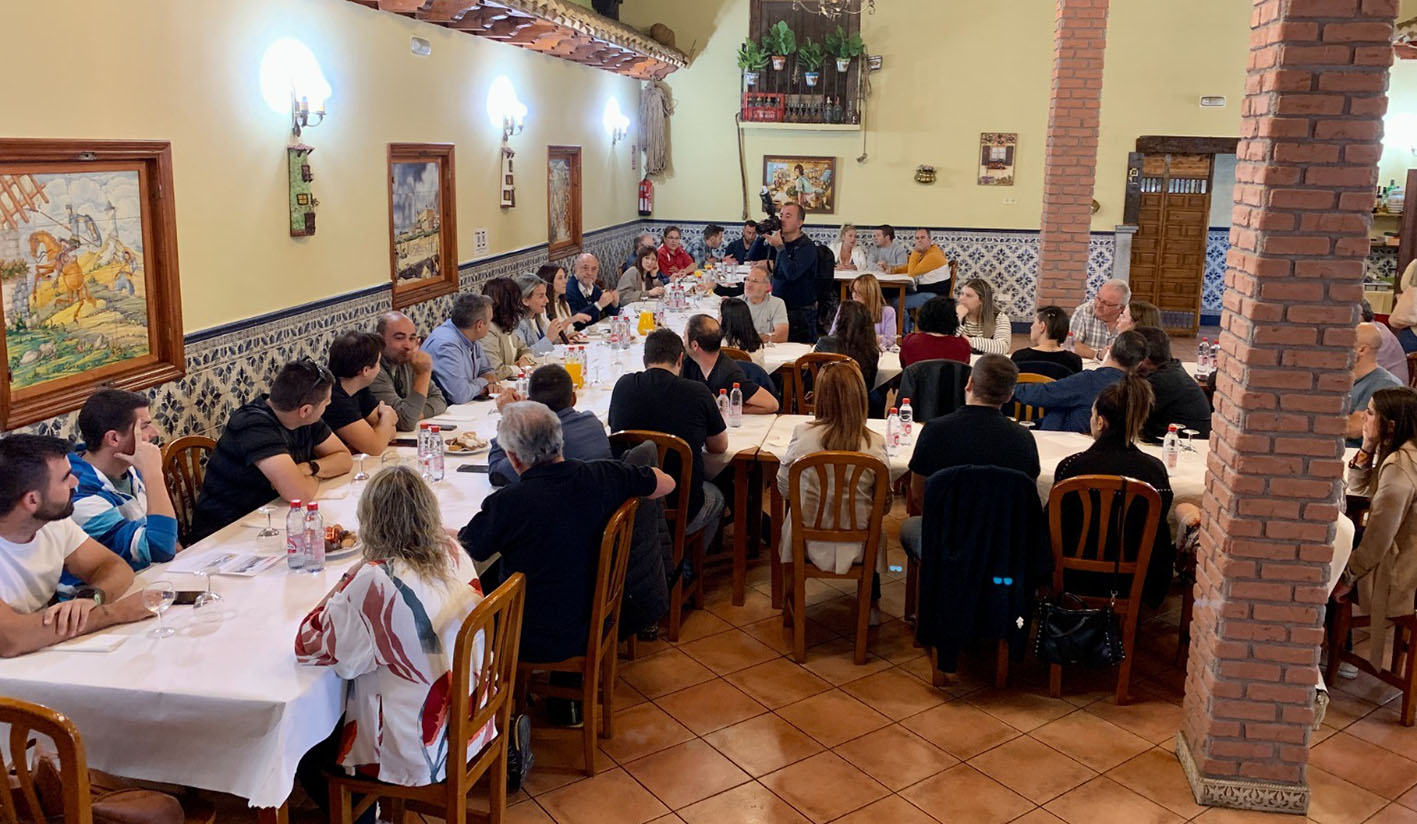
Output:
[0, 434, 151, 656]
[743, 262, 789, 343]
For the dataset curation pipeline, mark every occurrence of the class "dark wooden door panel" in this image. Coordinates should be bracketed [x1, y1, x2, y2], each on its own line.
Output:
[1127, 151, 1212, 335]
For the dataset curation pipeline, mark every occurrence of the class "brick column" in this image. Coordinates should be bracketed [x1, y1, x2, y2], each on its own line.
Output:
[1177, 0, 1395, 814]
[1035, 0, 1109, 309]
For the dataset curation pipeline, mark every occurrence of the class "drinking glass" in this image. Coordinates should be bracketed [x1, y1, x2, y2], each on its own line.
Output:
[1019, 420, 1037, 431]
[382, 449, 402, 468]
[352, 453, 369, 482]
[143, 579, 177, 639]
[1182, 428, 1200, 454]
[193, 570, 222, 610]
[255, 506, 280, 539]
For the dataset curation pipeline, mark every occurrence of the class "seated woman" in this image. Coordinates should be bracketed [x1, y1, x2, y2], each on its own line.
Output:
[720, 297, 766, 366]
[1012, 305, 1084, 375]
[1334, 387, 1417, 671]
[616, 245, 667, 305]
[900, 296, 970, 368]
[828, 223, 867, 271]
[831, 274, 896, 349]
[295, 465, 520, 796]
[956, 278, 1011, 355]
[514, 273, 571, 355]
[1119, 300, 1162, 332]
[776, 361, 889, 624]
[481, 277, 536, 380]
[537, 263, 591, 340]
[816, 300, 881, 391]
[1052, 374, 1174, 607]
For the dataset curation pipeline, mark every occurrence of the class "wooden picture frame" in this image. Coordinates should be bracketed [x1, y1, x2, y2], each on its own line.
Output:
[547, 145, 582, 257]
[763, 154, 836, 214]
[388, 143, 458, 310]
[0, 139, 184, 429]
[978, 133, 1017, 186]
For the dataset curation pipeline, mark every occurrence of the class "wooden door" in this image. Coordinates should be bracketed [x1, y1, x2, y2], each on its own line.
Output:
[1129, 153, 1212, 335]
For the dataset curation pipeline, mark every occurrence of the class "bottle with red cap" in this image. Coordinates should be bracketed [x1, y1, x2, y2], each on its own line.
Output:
[285, 500, 305, 571]
[303, 502, 325, 573]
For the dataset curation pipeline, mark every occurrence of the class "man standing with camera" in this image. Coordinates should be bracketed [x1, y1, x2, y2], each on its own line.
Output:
[765, 202, 819, 343]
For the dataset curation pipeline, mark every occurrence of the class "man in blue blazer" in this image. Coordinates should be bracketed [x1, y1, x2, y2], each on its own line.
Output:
[564, 253, 621, 327]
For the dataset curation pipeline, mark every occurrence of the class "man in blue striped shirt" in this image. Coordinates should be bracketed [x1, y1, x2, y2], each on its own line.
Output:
[61, 390, 179, 595]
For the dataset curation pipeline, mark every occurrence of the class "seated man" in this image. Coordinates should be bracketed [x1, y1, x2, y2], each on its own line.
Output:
[369, 311, 448, 431]
[865, 225, 907, 272]
[1010, 330, 1148, 433]
[742, 262, 789, 343]
[609, 330, 729, 549]
[1069, 279, 1130, 359]
[489, 364, 611, 486]
[899, 229, 951, 328]
[460, 402, 673, 668]
[0, 434, 151, 656]
[723, 220, 758, 264]
[422, 294, 501, 404]
[564, 253, 620, 326]
[1133, 326, 1211, 442]
[622, 232, 655, 274]
[324, 331, 399, 457]
[63, 390, 179, 594]
[682, 314, 779, 414]
[191, 360, 353, 542]
[1362, 299, 1410, 385]
[900, 355, 1040, 561]
[686, 224, 726, 268]
[1348, 321, 1404, 446]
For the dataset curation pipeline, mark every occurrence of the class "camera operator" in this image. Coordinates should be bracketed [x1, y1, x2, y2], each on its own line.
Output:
[764, 202, 819, 343]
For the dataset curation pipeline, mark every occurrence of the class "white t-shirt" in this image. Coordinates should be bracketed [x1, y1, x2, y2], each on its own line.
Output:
[0, 518, 88, 613]
[747, 294, 789, 336]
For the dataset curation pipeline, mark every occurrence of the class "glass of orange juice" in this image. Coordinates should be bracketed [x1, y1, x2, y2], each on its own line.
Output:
[565, 359, 583, 388]
[638, 310, 655, 336]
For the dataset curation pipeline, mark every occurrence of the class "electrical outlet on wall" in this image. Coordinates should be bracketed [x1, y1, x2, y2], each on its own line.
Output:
[474, 227, 490, 257]
[1002, 197, 1017, 206]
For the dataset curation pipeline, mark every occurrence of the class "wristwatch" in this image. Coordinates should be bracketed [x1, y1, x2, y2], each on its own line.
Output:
[307, 460, 321, 477]
[74, 586, 104, 606]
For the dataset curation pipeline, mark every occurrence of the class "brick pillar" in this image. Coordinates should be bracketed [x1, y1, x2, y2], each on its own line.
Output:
[1177, 0, 1395, 814]
[1035, 0, 1109, 309]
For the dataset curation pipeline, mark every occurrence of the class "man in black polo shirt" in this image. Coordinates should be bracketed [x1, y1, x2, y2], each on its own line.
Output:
[609, 329, 729, 548]
[765, 202, 820, 343]
[191, 360, 353, 542]
[1134, 325, 1211, 443]
[900, 354, 1040, 561]
[323, 330, 399, 458]
[681, 314, 778, 414]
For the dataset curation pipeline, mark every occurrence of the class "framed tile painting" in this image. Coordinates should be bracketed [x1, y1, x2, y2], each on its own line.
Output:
[978, 132, 1017, 186]
[547, 146, 582, 257]
[0, 139, 184, 429]
[388, 143, 459, 310]
[763, 155, 835, 214]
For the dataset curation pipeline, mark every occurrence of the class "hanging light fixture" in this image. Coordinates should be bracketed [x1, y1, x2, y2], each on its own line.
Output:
[790, 0, 875, 19]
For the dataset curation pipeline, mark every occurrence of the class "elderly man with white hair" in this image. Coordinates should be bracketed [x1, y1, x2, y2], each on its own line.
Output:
[564, 253, 620, 327]
[1070, 278, 1131, 359]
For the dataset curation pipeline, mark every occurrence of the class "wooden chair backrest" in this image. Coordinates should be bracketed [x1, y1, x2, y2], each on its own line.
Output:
[445, 573, 526, 806]
[789, 352, 852, 415]
[1408, 351, 1417, 389]
[721, 347, 751, 363]
[589, 498, 639, 663]
[787, 451, 889, 569]
[609, 431, 692, 554]
[0, 698, 91, 824]
[162, 436, 216, 545]
[1047, 474, 1161, 608]
[1011, 373, 1054, 423]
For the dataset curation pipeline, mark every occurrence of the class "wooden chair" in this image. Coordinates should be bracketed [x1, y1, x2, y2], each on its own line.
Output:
[781, 451, 889, 664]
[721, 346, 752, 363]
[1, 697, 93, 824]
[1011, 373, 1054, 423]
[162, 436, 215, 545]
[610, 431, 704, 642]
[786, 352, 852, 415]
[515, 498, 637, 776]
[1408, 351, 1417, 388]
[1046, 475, 1162, 705]
[330, 573, 527, 824]
[1327, 598, 1417, 726]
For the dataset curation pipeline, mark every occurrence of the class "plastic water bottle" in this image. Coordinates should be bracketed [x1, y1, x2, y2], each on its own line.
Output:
[717, 389, 730, 421]
[303, 502, 325, 573]
[427, 425, 446, 482]
[1197, 338, 1212, 377]
[1163, 424, 1180, 469]
[899, 397, 913, 437]
[417, 422, 432, 479]
[886, 408, 902, 457]
[728, 382, 743, 428]
[285, 500, 306, 571]
[1208, 339, 1220, 374]
[1064, 332, 1076, 353]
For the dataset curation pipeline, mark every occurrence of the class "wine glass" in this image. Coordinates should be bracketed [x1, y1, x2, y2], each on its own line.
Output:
[1019, 420, 1037, 431]
[143, 579, 177, 638]
[1181, 428, 1200, 455]
[193, 570, 222, 611]
[352, 453, 370, 482]
[255, 506, 280, 539]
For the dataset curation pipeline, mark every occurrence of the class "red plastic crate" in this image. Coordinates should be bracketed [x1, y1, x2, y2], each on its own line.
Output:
[741, 92, 785, 123]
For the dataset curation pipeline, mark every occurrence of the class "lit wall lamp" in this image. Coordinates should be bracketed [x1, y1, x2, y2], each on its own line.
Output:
[259, 39, 332, 137]
[487, 76, 527, 141]
[1388, 113, 1417, 156]
[604, 99, 630, 145]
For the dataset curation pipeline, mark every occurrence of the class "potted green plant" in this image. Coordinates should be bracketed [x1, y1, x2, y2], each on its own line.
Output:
[797, 39, 825, 87]
[737, 39, 768, 85]
[761, 21, 796, 71]
[825, 25, 865, 72]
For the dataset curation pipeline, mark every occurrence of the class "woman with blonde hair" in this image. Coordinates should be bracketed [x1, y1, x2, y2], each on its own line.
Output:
[830, 274, 897, 348]
[829, 224, 867, 271]
[956, 277, 1012, 355]
[1117, 300, 1162, 333]
[776, 361, 889, 622]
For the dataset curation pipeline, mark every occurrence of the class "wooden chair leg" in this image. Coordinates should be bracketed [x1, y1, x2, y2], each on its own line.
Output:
[1049, 663, 1062, 699]
[928, 647, 946, 688]
[769, 485, 784, 608]
[1115, 618, 1139, 706]
[667, 578, 683, 642]
[853, 576, 870, 666]
[601, 651, 617, 739]
[904, 556, 919, 626]
[1326, 599, 1352, 687]
[792, 578, 807, 663]
[582, 666, 599, 776]
[487, 739, 507, 824]
[330, 783, 351, 824]
[386, 799, 406, 824]
[624, 635, 639, 660]
[1403, 623, 1417, 727]
[691, 533, 707, 609]
[995, 639, 1009, 688]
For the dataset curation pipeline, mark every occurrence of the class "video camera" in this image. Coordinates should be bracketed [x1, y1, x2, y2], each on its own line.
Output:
[754, 187, 781, 235]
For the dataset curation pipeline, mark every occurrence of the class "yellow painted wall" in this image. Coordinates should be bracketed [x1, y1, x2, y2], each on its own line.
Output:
[0, 0, 641, 332]
[620, 0, 1250, 231]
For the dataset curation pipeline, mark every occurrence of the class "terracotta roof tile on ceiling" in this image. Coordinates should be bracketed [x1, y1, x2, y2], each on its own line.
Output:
[346, 0, 688, 79]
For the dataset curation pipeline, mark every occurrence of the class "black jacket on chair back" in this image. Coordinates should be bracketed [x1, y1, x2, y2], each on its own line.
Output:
[897, 359, 972, 423]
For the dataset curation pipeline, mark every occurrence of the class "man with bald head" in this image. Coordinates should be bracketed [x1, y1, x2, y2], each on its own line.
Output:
[564, 253, 620, 327]
[682, 314, 778, 414]
[1070, 279, 1131, 359]
[1348, 321, 1403, 446]
[369, 311, 447, 431]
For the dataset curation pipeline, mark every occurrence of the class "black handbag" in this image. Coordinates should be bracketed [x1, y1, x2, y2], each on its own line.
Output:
[1033, 481, 1128, 669]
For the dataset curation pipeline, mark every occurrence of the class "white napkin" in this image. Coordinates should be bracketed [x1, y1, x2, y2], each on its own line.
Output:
[50, 628, 132, 653]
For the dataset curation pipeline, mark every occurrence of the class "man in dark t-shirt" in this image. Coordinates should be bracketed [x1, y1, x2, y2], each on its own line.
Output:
[680, 314, 778, 414]
[323, 331, 398, 457]
[191, 361, 353, 542]
[901, 354, 1040, 560]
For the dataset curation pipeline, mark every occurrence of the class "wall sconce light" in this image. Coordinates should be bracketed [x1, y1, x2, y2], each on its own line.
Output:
[487, 76, 527, 141]
[604, 99, 630, 145]
[259, 39, 332, 137]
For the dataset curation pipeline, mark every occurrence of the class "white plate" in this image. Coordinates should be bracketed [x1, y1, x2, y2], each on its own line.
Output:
[444, 440, 490, 457]
[323, 543, 361, 561]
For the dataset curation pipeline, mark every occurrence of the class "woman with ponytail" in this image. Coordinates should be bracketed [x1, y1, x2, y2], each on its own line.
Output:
[1052, 372, 1175, 605]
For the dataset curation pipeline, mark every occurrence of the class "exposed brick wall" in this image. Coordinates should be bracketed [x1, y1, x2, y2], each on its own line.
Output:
[1035, 0, 1109, 308]
[1180, 0, 1396, 806]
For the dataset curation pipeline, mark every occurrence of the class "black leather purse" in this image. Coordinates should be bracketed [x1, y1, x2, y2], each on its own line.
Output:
[1034, 482, 1128, 669]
